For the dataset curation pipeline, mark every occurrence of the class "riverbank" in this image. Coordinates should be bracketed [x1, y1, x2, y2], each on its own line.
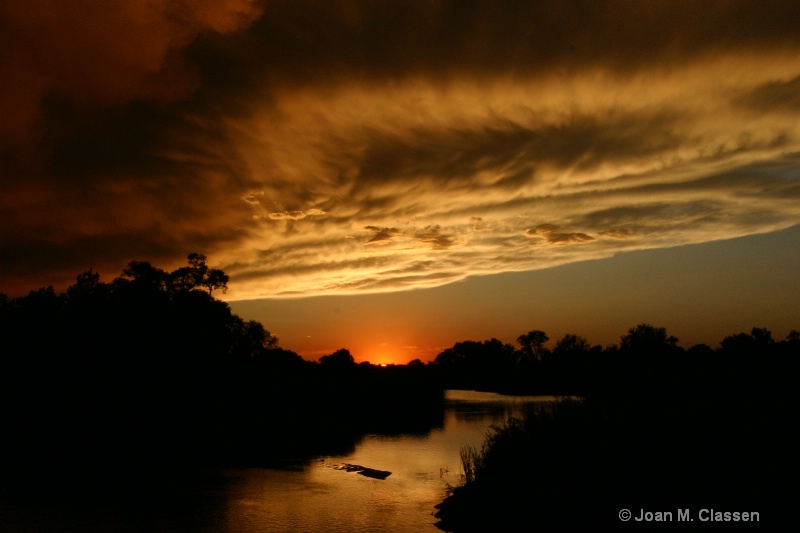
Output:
[434, 353, 800, 530]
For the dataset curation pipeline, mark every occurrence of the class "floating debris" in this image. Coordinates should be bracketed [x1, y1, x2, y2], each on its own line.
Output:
[332, 463, 392, 480]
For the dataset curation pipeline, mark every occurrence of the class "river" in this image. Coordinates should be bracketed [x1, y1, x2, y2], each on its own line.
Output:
[0, 391, 557, 532]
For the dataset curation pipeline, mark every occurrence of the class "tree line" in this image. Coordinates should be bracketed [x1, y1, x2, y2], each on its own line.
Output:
[430, 323, 799, 395]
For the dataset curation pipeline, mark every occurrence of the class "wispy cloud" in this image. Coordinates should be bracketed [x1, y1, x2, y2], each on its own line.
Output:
[525, 225, 595, 245]
[264, 209, 327, 221]
[364, 227, 399, 246]
[599, 228, 636, 240]
[241, 191, 264, 205]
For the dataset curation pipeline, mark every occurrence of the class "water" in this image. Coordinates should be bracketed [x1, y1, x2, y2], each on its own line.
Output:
[0, 391, 557, 532]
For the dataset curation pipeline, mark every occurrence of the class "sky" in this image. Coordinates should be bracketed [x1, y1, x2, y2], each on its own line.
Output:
[2, 1, 800, 363]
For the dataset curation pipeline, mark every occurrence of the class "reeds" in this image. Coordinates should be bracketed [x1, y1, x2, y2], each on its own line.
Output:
[459, 442, 486, 485]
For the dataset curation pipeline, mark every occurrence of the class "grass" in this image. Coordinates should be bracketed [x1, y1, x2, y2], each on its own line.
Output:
[458, 444, 481, 485]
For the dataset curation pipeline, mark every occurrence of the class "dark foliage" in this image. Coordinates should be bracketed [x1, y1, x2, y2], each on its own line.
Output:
[434, 325, 800, 531]
[0, 256, 444, 486]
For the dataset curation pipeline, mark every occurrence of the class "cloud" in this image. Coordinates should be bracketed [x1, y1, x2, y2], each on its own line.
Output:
[546, 233, 595, 245]
[365, 231, 396, 246]
[364, 226, 400, 233]
[363, 227, 400, 245]
[526, 225, 561, 237]
[735, 75, 800, 112]
[265, 209, 328, 220]
[3, 1, 800, 298]
[360, 225, 460, 249]
[525, 225, 595, 245]
[241, 191, 264, 205]
[414, 229, 460, 250]
[0, 0, 262, 149]
[599, 228, 636, 239]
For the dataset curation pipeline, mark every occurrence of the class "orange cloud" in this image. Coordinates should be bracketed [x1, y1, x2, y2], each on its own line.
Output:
[3, 1, 800, 300]
[266, 209, 328, 220]
[599, 228, 635, 239]
[525, 225, 595, 245]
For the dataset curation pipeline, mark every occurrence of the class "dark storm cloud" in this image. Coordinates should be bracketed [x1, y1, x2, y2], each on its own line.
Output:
[0, 0, 264, 293]
[0, 0, 263, 148]
[201, 0, 800, 87]
[3, 0, 800, 297]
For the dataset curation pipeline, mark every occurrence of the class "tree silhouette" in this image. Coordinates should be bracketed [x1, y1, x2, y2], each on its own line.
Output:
[118, 260, 170, 292]
[553, 333, 590, 356]
[319, 348, 355, 367]
[169, 253, 228, 295]
[517, 330, 549, 360]
[202, 267, 230, 296]
[720, 327, 776, 356]
[750, 327, 774, 346]
[229, 317, 279, 358]
[66, 268, 104, 299]
[619, 323, 679, 355]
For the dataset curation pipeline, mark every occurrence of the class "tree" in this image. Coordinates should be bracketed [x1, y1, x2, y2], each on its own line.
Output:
[720, 327, 775, 356]
[170, 254, 229, 296]
[517, 330, 549, 360]
[434, 339, 515, 368]
[229, 318, 279, 358]
[619, 324, 679, 355]
[67, 268, 103, 297]
[319, 348, 355, 367]
[117, 261, 169, 293]
[202, 267, 229, 296]
[720, 332, 755, 355]
[170, 253, 208, 292]
[65, 269, 110, 312]
[553, 334, 591, 356]
[750, 327, 773, 346]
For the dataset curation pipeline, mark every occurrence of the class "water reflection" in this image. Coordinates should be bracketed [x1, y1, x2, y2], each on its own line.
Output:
[217, 390, 557, 532]
[445, 390, 559, 423]
[0, 391, 556, 532]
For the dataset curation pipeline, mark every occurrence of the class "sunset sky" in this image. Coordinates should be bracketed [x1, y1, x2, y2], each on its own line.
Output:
[2, 1, 800, 363]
